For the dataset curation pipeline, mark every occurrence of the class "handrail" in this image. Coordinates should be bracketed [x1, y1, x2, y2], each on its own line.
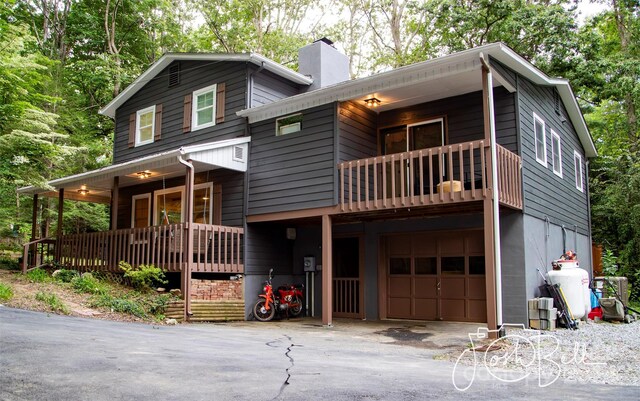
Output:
[337, 140, 523, 213]
[56, 223, 244, 274]
[22, 237, 56, 273]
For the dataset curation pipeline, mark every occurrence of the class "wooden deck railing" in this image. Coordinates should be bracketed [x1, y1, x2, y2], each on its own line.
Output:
[21, 237, 56, 273]
[57, 223, 244, 274]
[333, 277, 360, 318]
[337, 140, 522, 212]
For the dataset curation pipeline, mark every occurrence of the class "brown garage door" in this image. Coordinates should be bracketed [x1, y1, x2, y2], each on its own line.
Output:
[386, 230, 486, 322]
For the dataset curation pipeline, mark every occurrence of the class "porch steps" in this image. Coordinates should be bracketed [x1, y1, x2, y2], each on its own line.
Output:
[165, 300, 245, 322]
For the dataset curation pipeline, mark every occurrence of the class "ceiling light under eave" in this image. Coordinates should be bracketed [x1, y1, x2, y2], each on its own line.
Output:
[364, 97, 381, 107]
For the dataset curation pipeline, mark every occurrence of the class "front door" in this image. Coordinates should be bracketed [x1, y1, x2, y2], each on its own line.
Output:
[385, 230, 486, 322]
[381, 119, 445, 197]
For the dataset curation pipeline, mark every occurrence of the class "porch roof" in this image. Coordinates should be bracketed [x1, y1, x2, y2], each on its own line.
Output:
[237, 42, 596, 158]
[16, 137, 250, 203]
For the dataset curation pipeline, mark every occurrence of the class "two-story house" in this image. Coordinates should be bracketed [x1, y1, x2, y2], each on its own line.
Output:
[19, 40, 596, 330]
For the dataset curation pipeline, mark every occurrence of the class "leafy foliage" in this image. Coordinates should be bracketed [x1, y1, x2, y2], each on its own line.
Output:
[35, 291, 69, 314]
[71, 273, 108, 295]
[52, 268, 80, 283]
[119, 262, 167, 292]
[26, 268, 50, 283]
[0, 283, 13, 300]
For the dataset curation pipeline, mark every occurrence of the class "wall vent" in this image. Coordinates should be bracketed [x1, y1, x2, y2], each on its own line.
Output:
[232, 145, 245, 162]
[553, 89, 560, 115]
[168, 63, 180, 87]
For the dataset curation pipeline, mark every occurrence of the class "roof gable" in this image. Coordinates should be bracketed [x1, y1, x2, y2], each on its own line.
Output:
[99, 53, 312, 118]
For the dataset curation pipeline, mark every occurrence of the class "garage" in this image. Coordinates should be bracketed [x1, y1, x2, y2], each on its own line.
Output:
[384, 230, 487, 322]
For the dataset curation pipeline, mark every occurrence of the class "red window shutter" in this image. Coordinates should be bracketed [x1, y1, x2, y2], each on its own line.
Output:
[183, 94, 192, 133]
[216, 83, 225, 123]
[154, 104, 163, 141]
[128, 113, 136, 148]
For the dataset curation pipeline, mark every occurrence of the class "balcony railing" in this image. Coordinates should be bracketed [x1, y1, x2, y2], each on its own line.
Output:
[337, 140, 522, 213]
[56, 223, 244, 274]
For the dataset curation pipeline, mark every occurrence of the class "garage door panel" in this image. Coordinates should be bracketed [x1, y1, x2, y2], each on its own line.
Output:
[388, 235, 411, 255]
[440, 236, 464, 254]
[440, 299, 466, 320]
[412, 235, 436, 255]
[468, 277, 486, 300]
[468, 299, 487, 322]
[388, 298, 411, 318]
[414, 299, 437, 320]
[440, 277, 466, 298]
[389, 277, 411, 297]
[414, 277, 437, 298]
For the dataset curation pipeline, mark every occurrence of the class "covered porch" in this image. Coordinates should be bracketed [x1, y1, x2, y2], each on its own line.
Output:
[18, 138, 249, 318]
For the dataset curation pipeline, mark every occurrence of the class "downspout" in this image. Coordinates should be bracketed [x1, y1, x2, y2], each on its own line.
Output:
[480, 54, 503, 327]
[178, 155, 194, 321]
[586, 160, 593, 277]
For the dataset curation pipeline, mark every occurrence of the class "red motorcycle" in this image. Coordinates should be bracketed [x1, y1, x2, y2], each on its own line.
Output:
[253, 269, 304, 321]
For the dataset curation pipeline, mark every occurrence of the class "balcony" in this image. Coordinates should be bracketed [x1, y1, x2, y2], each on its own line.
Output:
[337, 140, 522, 214]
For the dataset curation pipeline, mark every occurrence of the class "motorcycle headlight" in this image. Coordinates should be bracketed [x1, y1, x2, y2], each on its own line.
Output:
[263, 286, 268, 293]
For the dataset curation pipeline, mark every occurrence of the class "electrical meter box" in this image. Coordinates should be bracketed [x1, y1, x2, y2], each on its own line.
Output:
[303, 256, 316, 272]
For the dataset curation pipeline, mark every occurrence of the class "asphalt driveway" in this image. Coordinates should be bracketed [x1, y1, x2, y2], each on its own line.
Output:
[0, 307, 637, 400]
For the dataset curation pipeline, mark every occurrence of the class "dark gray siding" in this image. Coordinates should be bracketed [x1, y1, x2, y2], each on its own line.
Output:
[116, 169, 245, 229]
[247, 103, 336, 215]
[378, 89, 518, 153]
[516, 75, 590, 234]
[113, 60, 249, 163]
[250, 67, 301, 107]
[338, 101, 377, 162]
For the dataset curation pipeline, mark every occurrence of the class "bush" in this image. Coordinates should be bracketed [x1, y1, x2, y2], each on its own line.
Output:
[35, 292, 69, 314]
[119, 262, 167, 292]
[90, 294, 147, 318]
[26, 268, 50, 283]
[52, 269, 80, 283]
[71, 273, 108, 295]
[0, 256, 19, 271]
[0, 283, 13, 300]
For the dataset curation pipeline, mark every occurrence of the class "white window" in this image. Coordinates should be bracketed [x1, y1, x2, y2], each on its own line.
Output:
[533, 113, 546, 166]
[276, 113, 303, 136]
[192, 84, 217, 131]
[154, 186, 185, 225]
[574, 151, 584, 192]
[136, 106, 155, 146]
[550, 130, 562, 177]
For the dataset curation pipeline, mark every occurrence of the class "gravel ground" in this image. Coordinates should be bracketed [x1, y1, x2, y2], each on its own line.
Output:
[453, 320, 640, 386]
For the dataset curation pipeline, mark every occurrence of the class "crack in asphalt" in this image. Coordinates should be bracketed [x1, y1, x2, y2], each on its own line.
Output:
[268, 334, 300, 401]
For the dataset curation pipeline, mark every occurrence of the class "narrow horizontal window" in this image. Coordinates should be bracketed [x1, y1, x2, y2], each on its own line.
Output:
[276, 113, 303, 136]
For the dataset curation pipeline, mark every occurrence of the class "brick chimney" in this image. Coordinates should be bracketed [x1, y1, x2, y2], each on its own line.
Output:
[298, 38, 350, 92]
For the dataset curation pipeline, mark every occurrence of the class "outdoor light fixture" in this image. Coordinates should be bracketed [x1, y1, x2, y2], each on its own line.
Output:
[364, 97, 381, 107]
[77, 187, 89, 196]
[136, 170, 152, 179]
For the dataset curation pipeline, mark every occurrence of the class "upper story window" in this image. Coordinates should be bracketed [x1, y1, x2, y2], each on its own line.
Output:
[276, 113, 303, 136]
[136, 105, 156, 146]
[574, 150, 584, 192]
[533, 112, 546, 166]
[192, 84, 217, 131]
[550, 130, 562, 178]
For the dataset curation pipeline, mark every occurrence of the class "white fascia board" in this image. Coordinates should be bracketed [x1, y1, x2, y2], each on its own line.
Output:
[237, 57, 483, 123]
[99, 53, 311, 118]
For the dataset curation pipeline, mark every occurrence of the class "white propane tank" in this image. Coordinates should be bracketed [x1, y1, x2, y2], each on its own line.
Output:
[548, 259, 590, 320]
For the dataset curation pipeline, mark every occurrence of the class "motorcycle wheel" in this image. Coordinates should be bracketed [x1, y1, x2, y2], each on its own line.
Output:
[289, 295, 303, 317]
[253, 299, 276, 322]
